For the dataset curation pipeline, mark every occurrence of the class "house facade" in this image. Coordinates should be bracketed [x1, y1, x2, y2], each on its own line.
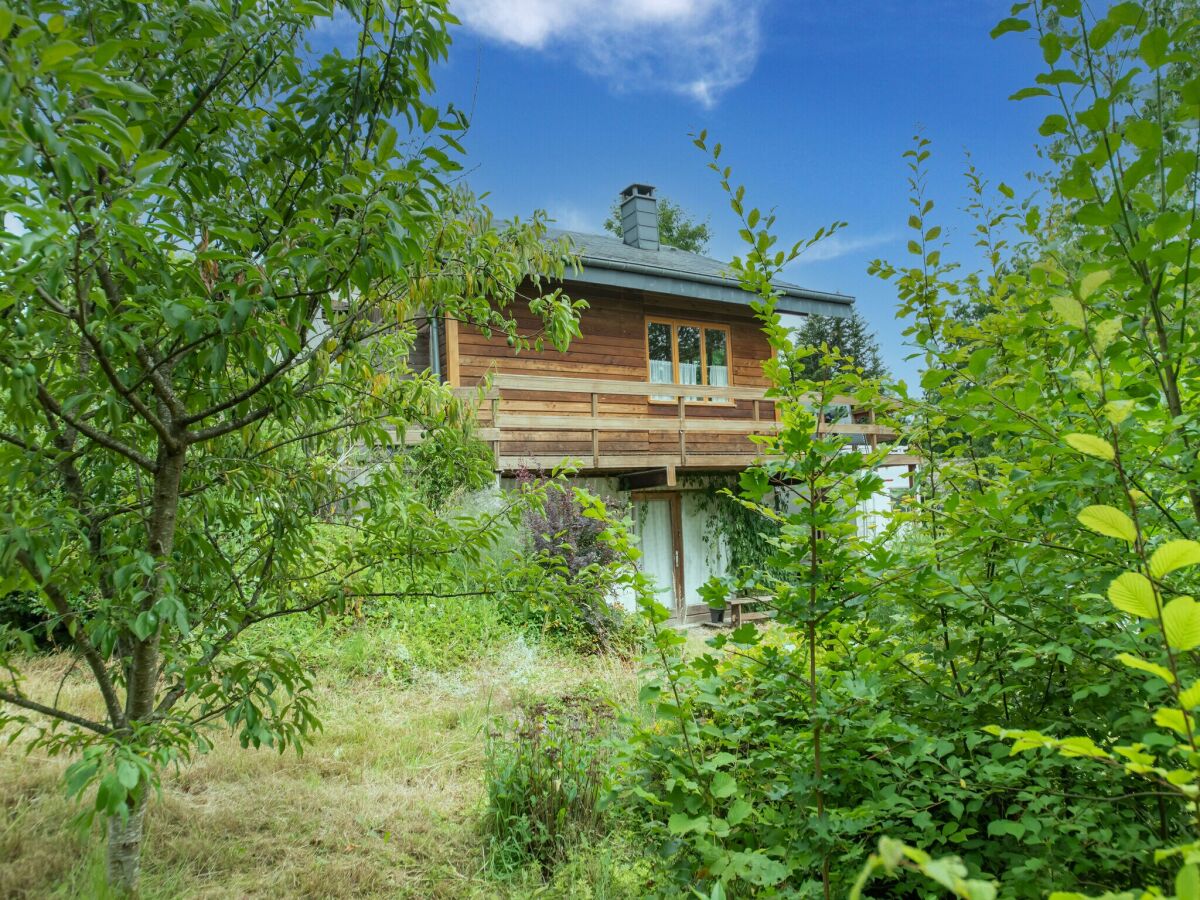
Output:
[428, 185, 907, 623]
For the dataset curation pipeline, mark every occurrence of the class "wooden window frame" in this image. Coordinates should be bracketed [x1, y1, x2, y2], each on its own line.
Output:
[645, 317, 734, 405]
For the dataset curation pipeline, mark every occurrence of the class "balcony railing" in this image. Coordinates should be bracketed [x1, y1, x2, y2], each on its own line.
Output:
[415, 374, 914, 474]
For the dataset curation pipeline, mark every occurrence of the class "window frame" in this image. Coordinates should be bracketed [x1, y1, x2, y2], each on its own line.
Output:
[644, 317, 735, 405]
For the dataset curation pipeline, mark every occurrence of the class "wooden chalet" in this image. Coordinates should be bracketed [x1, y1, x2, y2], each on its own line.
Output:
[419, 184, 908, 623]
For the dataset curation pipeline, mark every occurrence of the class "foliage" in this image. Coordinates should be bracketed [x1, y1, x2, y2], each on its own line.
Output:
[792, 310, 889, 382]
[603, 195, 712, 254]
[619, 137, 908, 896]
[682, 476, 783, 585]
[504, 477, 644, 655]
[248, 593, 513, 684]
[0, 591, 67, 650]
[520, 473, 627, 578]
[624, 0, 1200, 895]
[484, 693, 615, 876]
[849, 838, 997, 900]
[0, 0, 587, 890]
[397, 425, 496, 510]
[860, 0, 1200, 893]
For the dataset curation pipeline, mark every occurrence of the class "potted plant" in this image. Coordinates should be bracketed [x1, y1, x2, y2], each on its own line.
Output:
[699, 578, 728, 625]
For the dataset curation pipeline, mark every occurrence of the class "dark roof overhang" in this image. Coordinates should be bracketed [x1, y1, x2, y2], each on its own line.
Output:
[572, 256, 853, 317]
[549, 228, 854, 318]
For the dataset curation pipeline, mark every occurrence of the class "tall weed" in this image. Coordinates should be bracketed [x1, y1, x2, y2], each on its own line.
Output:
[483, 694, 614, 876]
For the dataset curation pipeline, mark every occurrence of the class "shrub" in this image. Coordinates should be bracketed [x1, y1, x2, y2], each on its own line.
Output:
[502, 478, 643, 655]
[483, 694, 614, 876]
[519, 475, 625, 577]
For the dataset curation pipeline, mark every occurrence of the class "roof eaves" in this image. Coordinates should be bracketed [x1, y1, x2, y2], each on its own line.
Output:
[573, 256, 854, 318]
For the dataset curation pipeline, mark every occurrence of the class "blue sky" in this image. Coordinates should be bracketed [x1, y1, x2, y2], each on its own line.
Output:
[413, 2, 1050, 385]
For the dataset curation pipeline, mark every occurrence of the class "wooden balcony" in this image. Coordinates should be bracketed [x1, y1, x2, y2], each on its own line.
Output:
[423, 374, 914, 479]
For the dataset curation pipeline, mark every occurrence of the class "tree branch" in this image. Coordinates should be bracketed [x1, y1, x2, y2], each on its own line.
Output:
[0, 689, 112, 736]
[34, 284, 179, 447]
[30, 378, 157, 472]
[15, 550, 126, 728]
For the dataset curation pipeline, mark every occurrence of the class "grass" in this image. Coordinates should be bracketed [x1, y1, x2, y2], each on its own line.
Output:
[0, 634, 647, 899]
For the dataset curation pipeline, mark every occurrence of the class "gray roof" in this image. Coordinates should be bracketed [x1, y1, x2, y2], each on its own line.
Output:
[549, 228, 853, 318]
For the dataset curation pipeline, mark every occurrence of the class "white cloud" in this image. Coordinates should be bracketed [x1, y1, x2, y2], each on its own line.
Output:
[453, 0, 765, 106]
[549, 202, 601, 233]
[790, 231, 897, 266]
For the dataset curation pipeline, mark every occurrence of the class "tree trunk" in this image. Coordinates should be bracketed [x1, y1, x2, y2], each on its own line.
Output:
[106, 790, 149, 895]
[108, 444, 184, 893]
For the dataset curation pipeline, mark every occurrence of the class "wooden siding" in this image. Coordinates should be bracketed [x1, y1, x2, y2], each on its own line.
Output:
[455, 280, 779, 466]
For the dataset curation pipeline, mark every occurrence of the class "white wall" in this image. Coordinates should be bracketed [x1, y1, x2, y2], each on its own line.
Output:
[857, 464, 913, 538]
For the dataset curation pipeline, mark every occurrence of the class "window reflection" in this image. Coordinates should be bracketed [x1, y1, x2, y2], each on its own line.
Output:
[645, 320, 732, 403]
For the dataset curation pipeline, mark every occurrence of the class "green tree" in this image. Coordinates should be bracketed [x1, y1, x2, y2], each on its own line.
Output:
[793, 309, 889, 381]
[0, 0, 583, 891]
[603, 195, 712, 253]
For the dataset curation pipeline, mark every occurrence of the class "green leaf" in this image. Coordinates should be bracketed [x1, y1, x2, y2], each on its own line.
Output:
[1150, 541, 1200, 579]
[1088, 18, 1120, 51]
[40, 40, 81, 68]
[1108, 572, 1159, 617]
[1116, 652, 1175, 684]
[1092, 318, 1122, 352]
[1040, 114, 1069, 136]
[987, 819, 1026, 838]
[163, 302, 190, 327]
[991, 17, 1031, 37]
[1103, 399, 1134, 424]
[1106, 2, 1142, 26]
[1056, 736, 1107, 758]
[711, 771, 737, 799]
[0, 6, 13, 41]
[418, 105, 437, 134]
[1176, 864, 1200, 900]
[727, 798, 752, 825]
[1079, 270, 1111, 299]
[1050, 295, 1085, 328]
[116, 760, 139, 790]
[1064, 433, 1114, 461]
[667, 813, 709, 835]
[1162, 595, 1200, 651]
[1180, 681, 1200, 708]
[1139, 27, 1169, 68]
[1078, 505, 1137, 542]
[130, 610, 156, 640]
[1154, 707, 1192, 737]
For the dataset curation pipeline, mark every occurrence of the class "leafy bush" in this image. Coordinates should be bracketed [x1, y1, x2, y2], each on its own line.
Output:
[501, 479, 645, 655]
[622, 2, 1200, 896]
[519, 473, 625, 576]
[483, 694, 614, 876]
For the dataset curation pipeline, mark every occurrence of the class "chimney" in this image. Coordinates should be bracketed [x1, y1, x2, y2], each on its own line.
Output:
[619, 183, 659, 251]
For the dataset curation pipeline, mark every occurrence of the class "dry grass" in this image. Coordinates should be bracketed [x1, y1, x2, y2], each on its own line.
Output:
[0, 638, 643, 899]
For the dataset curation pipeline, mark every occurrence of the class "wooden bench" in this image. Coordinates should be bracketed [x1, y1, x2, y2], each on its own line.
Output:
[700, 595, 774, 628]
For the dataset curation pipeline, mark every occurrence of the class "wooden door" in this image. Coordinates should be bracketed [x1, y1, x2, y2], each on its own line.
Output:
[633, 492, 684, 618]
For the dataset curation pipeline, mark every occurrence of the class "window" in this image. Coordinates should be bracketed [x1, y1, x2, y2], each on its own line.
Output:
[646, 319, 732, 403]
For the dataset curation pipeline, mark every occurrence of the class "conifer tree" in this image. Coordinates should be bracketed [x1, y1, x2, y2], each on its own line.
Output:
[793, 310, 888, 380]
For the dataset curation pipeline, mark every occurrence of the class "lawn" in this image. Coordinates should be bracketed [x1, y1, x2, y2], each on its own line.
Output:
[0, 635, 647, 899]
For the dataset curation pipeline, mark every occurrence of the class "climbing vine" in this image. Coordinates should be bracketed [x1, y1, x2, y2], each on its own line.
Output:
[680, 475, 783, 580]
